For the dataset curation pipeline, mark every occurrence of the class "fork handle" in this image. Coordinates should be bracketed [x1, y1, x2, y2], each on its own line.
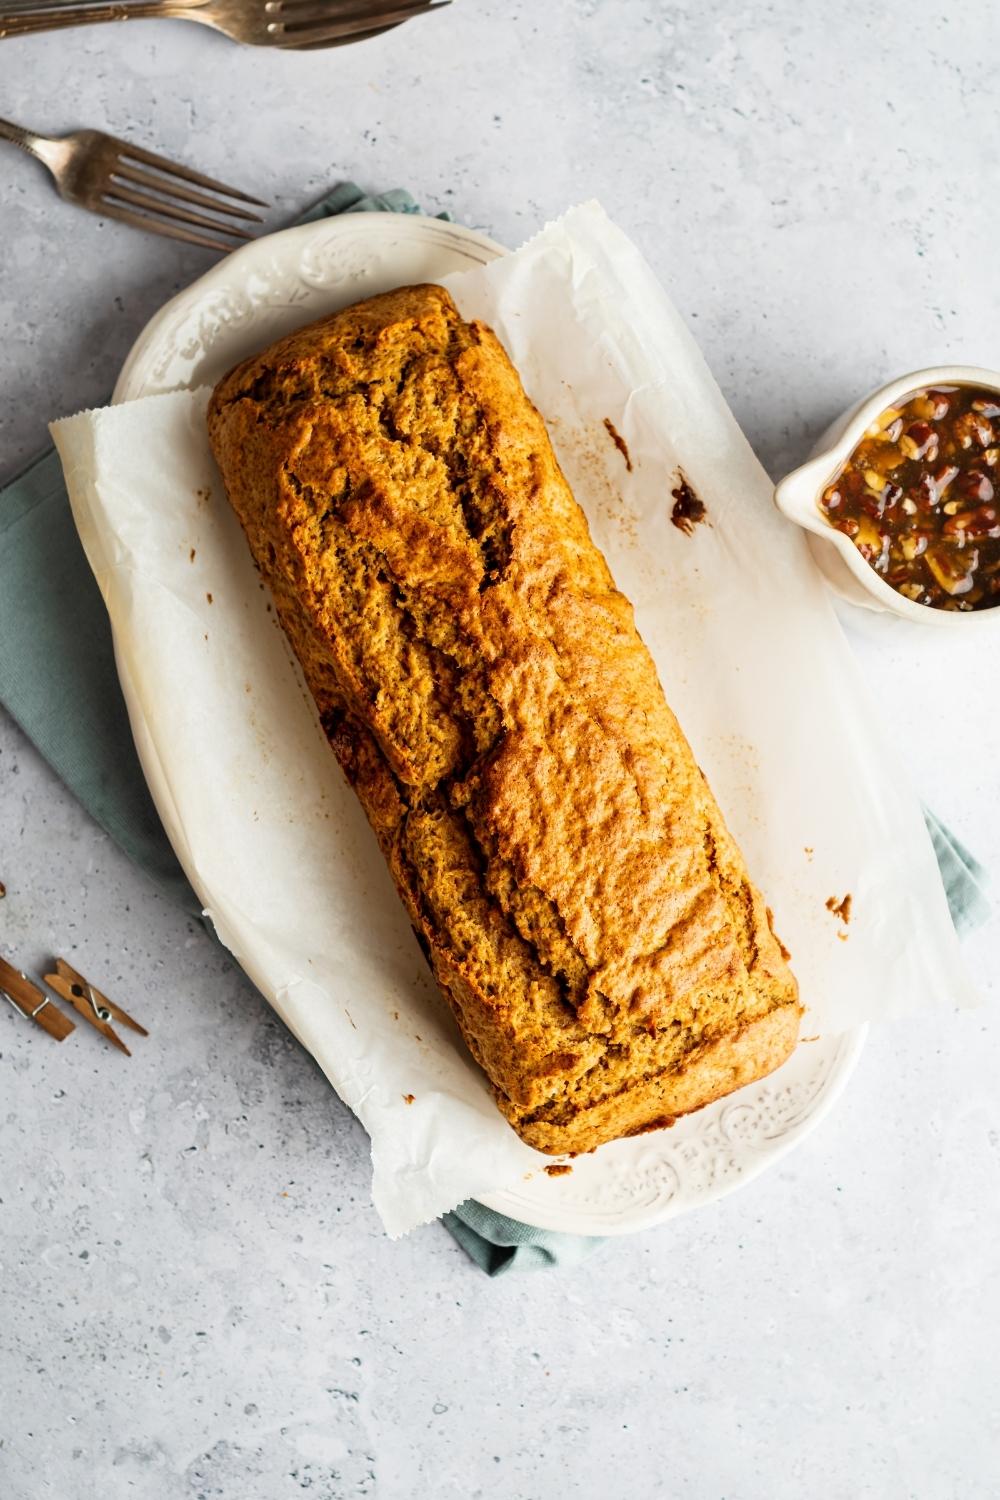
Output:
[0, 116, 63, 170]
[0, 117, 48, 152]
[0, 2, 197, 35]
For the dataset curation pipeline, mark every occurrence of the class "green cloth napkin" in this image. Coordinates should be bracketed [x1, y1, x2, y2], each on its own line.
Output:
[443, 1200, 604, 1275]
[0, 185, 990, 1277]
[922, 808, 992, 936]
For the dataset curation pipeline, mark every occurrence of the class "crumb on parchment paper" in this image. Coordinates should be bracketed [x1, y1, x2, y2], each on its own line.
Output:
[544, 1164, 573, 1177]
[670, 472, 708, 535]
[826, 893, 853, 924]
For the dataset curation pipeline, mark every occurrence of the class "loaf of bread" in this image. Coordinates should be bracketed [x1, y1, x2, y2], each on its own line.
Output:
[208, 284, 801, 1155]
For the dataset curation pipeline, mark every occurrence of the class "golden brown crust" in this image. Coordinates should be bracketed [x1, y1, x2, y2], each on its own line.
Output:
[499, 1002, 803, 1155]
[208, 283, 801, 1154]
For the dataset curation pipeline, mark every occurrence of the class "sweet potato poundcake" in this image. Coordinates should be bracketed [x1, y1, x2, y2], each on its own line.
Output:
[208, 284, 801, 1154]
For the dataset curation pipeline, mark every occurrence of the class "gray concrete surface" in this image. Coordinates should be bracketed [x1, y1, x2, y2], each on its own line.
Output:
[1, 3, 998, 1497]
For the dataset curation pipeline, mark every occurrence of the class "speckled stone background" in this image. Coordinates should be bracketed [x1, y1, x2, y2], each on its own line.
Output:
[1, 3, 998, 1497]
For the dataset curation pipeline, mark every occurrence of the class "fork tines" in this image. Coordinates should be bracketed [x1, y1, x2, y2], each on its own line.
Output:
[103, 141, 267, 252]
[268, 0, 451, 46]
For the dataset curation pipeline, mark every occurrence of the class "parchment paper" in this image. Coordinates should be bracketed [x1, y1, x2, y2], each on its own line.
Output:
[51, 203, 976, 1236]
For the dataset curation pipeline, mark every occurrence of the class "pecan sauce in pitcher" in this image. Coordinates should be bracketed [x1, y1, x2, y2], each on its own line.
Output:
[820, 385, 1000, 610]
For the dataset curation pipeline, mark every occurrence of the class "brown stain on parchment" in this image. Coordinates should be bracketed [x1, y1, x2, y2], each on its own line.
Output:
[603, 418, 633, 471]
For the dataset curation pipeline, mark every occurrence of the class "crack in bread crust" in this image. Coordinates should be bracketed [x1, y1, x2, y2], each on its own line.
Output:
[208, 283, 802, 1153]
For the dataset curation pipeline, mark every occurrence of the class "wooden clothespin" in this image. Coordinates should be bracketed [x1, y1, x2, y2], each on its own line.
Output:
[0, 955, 75, 1041]
[43, 958, 148, 1056]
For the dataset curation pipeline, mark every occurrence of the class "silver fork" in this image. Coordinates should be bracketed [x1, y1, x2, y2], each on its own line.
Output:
[0, 119, 267, 251]
[0, 0, 450, 47]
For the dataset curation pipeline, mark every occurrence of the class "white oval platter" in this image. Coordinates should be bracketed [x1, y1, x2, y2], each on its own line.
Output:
[114, 211, 865, 1237]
